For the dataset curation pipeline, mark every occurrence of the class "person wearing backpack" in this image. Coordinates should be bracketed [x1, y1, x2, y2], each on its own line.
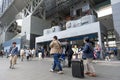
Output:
[83, 37, 96, 77]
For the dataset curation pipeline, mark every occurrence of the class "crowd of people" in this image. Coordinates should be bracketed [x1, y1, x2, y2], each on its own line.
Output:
[0, 35, 118, 78]
[49, 36, 117, 76]
[5, 42, 45, 69]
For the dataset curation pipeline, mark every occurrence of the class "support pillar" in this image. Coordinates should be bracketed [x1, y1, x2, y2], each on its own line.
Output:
[111, 0, 120, 59]
[98, 32, 104, 59]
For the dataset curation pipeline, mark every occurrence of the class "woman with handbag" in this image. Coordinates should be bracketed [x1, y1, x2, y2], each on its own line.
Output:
[49, 36, 63, 74]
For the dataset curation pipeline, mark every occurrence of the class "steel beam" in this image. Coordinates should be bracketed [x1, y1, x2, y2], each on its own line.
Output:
[0, 0, 28, 27]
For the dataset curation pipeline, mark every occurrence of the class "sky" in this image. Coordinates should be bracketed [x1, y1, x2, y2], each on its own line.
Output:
[97, 6, 112, 17]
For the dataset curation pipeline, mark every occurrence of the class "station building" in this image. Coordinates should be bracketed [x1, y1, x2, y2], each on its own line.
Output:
[0, 0, 120, 58]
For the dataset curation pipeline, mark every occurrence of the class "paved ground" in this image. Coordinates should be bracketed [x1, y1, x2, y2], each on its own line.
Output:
[0, 57, 120, 80]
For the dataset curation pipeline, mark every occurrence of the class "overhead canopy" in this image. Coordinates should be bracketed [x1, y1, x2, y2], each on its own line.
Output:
[36, 22, 107, 43]
[93, 0, 111, 9]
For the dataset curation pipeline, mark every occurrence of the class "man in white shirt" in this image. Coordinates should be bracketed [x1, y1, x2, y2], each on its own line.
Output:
[20, 48, 25, 61]
[32, 48, 36, 58]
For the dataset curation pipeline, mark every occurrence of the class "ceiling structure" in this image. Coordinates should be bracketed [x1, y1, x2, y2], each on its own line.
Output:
[33, 0, 83, 18]
[7, 21, 21, 34]
[33, 0, 111, 18]
[0, 0, 28, 27]
[93, 0, 111, 9]
[98, 14, 114, 31]
[0, 0, 111, 27]
[0, 0, 112, 33]
[93, 0, 110, 5]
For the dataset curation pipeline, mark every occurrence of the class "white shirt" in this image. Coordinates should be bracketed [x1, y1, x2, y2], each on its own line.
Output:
[20, 49, 24, 55]
[32, 49, 35, 54]
[25, 50, 30, 56]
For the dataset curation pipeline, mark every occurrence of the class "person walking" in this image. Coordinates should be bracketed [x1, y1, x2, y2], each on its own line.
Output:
[20, 48, 25, 61]
[38, 47, 42, 60]
[49, 36, 63, 74]
[82, 37, 96, 77]
[25, 48, 31, 61]
[0, 50, 4, 58]
[9, 42, 18, 69]
[32, 48, 36, 58]
[105, 44, 111, 61]
[65, 41, 73, 67]
[41, 46, 45, 59]
[95, 44, 101, 60]
[5, 50, 9, 58]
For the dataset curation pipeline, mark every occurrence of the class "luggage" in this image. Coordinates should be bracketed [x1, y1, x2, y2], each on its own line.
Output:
[72, 60, 84, 78]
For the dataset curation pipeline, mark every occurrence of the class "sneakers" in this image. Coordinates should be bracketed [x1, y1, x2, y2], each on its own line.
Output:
[9, 66, 12, 69]
[85, 72, 96, 77]
[50, 69, 64, 74]
[57, 71, 64, 74]
[50, 69, 54, 72]
[9, 66, 15, 69]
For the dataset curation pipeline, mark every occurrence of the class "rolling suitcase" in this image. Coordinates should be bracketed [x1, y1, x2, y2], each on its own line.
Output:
[72, 59, 84, 78]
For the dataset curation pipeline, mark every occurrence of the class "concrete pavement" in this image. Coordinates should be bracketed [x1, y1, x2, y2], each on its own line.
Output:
[0, 57, 120, 80]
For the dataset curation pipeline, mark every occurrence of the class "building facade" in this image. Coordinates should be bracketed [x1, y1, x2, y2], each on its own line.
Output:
[0, 0, 119, 58]
[111, 0, 120, 57]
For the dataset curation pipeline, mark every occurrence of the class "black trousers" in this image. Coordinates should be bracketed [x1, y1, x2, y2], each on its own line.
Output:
[27, 56, 29, 60]
[68, 55, 72, 67]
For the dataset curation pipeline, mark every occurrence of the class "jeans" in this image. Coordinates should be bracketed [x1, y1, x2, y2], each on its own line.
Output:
[96, 52, 100, 59]
[68, 55, 72, 67]
[52, 54, 62, 71]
